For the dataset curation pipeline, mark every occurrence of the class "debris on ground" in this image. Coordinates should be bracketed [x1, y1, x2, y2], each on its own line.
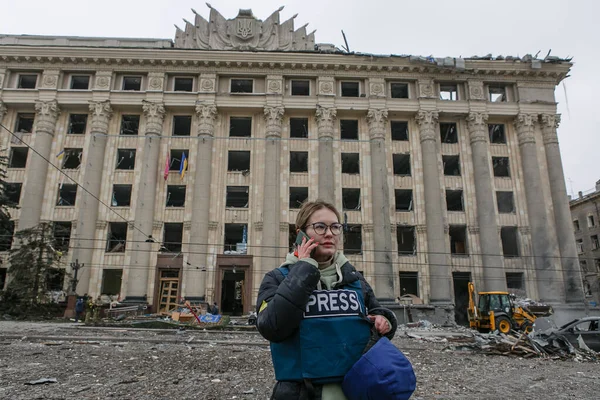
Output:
[25, 378, 57, 385]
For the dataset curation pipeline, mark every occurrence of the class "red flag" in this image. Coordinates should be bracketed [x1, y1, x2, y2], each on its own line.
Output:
[164, 150, 170, 180]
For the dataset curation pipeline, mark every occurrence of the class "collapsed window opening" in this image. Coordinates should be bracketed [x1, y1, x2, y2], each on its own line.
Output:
[68, 114, 88, 134]
[226, 186, 249, 208]
[393, 154, 411, 176]
[342, 188, 361, 210]
[449, 225, 468, 255]
[573, 220, 580, 231]
[581, 260, 588, 272]
[440, 84, 458, 101]
[446, 189, 464, 212]
[341, 153, 360, 174]
[46, 268, 65, 291]
[443, 155, 461, 176]
[344, 224, 362, 255]
[492, 157, 510, 177]
[106, 222, 127, 253]
[395, 189, 413, 211]
[70, 75, 90, 90]
[53, 221, 72, 253]
[8, 147, 28, 168]
[399, 271, 419, 296]
[0, 221, 15, 251]
[174, 77, 193, 92]
[391, 83, 409, 99]
[291, 80, 310, 96]
[290, 118, 309, 138]
[289, 224, 297, 252]
[122, 76, 142, 91]
[341, 81, 360, 97]
[489, 86, 506, 102]
[397, 226, 416, 255]
[61, 148, 83, 169]
[230, 79, 253, 93]
[576, 239, 584, 254]
[18, 74, 37, 89]
[169, 149, 189, 171]
[166, 185, 186, 207]
[112, 184, 132, 207]
[290, 151, 309, 173]
[591, 235, 600, 250]
[496, 191, 515, 213]
[116, 149, 136, 170]
[340, 119, 359, 140]
[488, 124, 506, 144]
[173, 115, 192, 136]
[163, 223, 183, 253]
[224, 223, 248, 253]
[501, 227, 520, 257]
[227, 150, 251, 172]
[120, 115, 140, 135]
[391, 121, 409, 141]
[440, 123, 458, 144]
[588, 215, 596, 227]
[290, 187, 308, 209]
[506, 272, 524, 296]
[5, 182, 22, 206]
[56, 184, 77, 206]
[596, 259, 600, 273]
[101, 269, 123, 296]
[15, 113, 34, 133]
[0, 268, 6, 289]
[230, 117, 252, 137]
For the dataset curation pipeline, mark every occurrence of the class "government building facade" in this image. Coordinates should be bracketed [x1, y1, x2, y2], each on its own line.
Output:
[0, 6, 586, 322]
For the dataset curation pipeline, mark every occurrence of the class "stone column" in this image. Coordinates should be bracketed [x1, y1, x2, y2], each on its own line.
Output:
[71, 101, 112, 294]
[0, 100, 6, 123]
[540, 114, 585, 303]
[19, 100, 60, 230]
[186, 103, 218, 301]
[514, 114, 561, 303]
[126, 101, 165, 302]
[466, 112, 506, 291]
[415, 110, 452, 304]
[315, 106, 336, 203]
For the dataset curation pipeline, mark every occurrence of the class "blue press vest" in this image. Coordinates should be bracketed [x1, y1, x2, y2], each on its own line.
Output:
[270, 266, 372, 383]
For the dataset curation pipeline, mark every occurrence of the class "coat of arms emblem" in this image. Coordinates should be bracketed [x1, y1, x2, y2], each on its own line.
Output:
[236, 18, 253, 39]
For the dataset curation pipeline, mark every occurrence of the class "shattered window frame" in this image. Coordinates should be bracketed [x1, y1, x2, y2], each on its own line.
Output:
[442, 155, 461, 176]
[111, 184, 132, 207]
[439, 83, 458, 101]
[390, 121, 409, 141]
[496, 191, 515, 213]
[397, 226, 416, 256]
[394, 189, 413, 212]
[390, 82, 409, 99]
[290, 151, 309, 173]
[8, 147, 28, 168]
[120, 114, 140, 135]
[488, 124, 506, 144]
[56, 183, 78, 206]
[340, 119, 359, 140]
[506, 272, 524, 291]
[53, 221, 72, 253]
[15, 113, 35, 133]
[341, 153, 360, 174]
[492, 157, 511, 177]
[122, 76, 142, 91]
[224, 223, 248, 253]
[576, 239, 584, 254]
[344, 224, 363, 255]
[166, 185, 187, 208]
[116, 149, 136, 170]
[440, 123, 458, 144]
[106, 222, 128, 253]
[392, 154, 411, 176]
[291, 80, 310, 96]
[163, 223, 184, 253]
[172, 115, 192, 136]
[67, 114, 88, 135]
[500, 226, 520, 257]
[101, 269, 123, 296]
[290, 118, 309, 138]
[227, 150, 251, 172]
[445, 189, 464, 212]
[169, 149, 189, 172]
[591, 235, 600, 250]
[18, 74, 37, 89]
[230, 79, 253, 94]
[70, 75, 90, 90]
[45, 268, 65, 291]
[173, 77, 194, 92]
[5, 182, 22, 206]
[342, 188, 361, 211]
[573, 219, 580, 232]
[449, 225, 468, 255]
[61, 148, 83, 170]
[399, 271, 419, 296]
[341, 81, 360, 97]
[0, 221, 15, 251]
[289, 187, 308, 209]
[587, 215, 596, 228]
[226, 186, 250, 208]
[229, 116, 252, 137]
[488, 85, 507, 102]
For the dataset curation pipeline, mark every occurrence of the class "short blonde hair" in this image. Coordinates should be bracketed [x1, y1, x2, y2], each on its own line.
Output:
[295, 200, 341, 231]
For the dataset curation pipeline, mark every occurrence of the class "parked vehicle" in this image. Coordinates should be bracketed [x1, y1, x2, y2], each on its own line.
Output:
[555, 317, 600, 352]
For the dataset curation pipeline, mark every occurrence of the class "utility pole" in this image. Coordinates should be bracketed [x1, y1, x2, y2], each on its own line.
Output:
[70, 258, 84, 294]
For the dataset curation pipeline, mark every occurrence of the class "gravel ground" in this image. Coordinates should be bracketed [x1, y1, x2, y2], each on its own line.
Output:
[0, 321, 598, 400]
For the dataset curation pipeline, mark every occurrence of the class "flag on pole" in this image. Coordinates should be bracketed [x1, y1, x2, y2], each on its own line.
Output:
[56, 149, 65, 160]
[164, 150, 170, 180]
[179, 152, 188, 180]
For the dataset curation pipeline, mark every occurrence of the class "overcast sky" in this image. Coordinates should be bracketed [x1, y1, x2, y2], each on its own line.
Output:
[1, 0, 597, 194]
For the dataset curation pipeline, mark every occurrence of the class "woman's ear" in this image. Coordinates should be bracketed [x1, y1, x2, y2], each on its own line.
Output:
[296, 228, 300, 234]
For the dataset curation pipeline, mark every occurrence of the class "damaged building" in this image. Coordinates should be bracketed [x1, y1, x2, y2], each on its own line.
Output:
[0, 5, 587, 324]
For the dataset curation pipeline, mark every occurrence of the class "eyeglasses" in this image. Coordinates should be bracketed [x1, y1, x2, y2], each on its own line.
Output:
[305, 222, 344, 236]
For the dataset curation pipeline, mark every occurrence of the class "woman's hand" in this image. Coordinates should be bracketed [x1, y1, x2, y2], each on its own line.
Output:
[368, 314, 391, 335]
[297, 236, 319, 259]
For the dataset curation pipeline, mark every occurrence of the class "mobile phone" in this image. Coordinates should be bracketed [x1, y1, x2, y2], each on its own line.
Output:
[295, 230, 317, 258]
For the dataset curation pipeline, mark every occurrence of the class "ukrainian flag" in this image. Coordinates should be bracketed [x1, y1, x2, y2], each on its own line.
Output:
[56, 149, 65, 160]
[179, 152, 188, 180]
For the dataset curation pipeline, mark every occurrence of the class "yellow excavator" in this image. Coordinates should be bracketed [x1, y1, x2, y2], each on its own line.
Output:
[467, 282, 553, 334]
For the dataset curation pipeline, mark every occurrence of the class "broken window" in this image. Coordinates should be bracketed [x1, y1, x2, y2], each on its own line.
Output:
[166, 185, 186, 207]
[122, 76, 142, 91]
[5, 182, 22, 205]
[112, 184, 132, 207]
[18, 74, 37, 89]
[501, 227, 520, 257]
[581, 260, 588, 273]
[341, 81, 360, 97]
[169, 150, 189, 171]
[163, 223, 183, 253]
[442, 155, 461, 176]
[496, 191, 515, 213]
[290, 187, 308, 209]
[506, 272, 524, 291]
[446, 190, 464, 211]
[341, 153, 360, 174]
[106, 222, 127, 252]
[576, 239, 584, 254]
[0, 268, 6, 289]
[393, 154, 411, 176]
[70, 75, 90, 90]
[397, 226, 416, 255]
[588, 215, 596, 228]
[489, 86, 506, 102]
[591, 235, 600, 250]
[290, 118, 309, 138]
[439, 84, 458, 101]
[173, 115, 192, 136]
[573, 220, 580, 232]
[399, 271, 419, 295]
[8, 147, 28, 168]
[224, 223, 247, 253]
[344, 224, 362, 255]
[230, 117, 252, 137]
[227, 150, 250, 172]
[15, 113, 34, 133]
[340, 120, 359, 140]
[101, 269, 123, 295]
[290, 151, 309, 173]
[391, 121, 409, 141]
[449, 225, 468, 255]
[0, 221, 15, 251]
[226, 186, 249, 208]
[116, 149, 136, 170]
[492, 157, 510, 177]
[596, 259, 600, 273]
[46, 268, 65, 291]
[440, 123, 458, 144]
[291, 80, 310, 96]
[230, 79, 253, 93]
[395, 190, 413, 212]
[174, 77, 193, 92]
[68, 114, 88, 134]
[120, 115, 140, 135]
[342, 188, 361, 211]
[56, 184, 77, 206]
[488, 124, 506, 144]
[53, 221, 72, 253]
[61, 148, 83, 169]
[390, 83, 409, 99]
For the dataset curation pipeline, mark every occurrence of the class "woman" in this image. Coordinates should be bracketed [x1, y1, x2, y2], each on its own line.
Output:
[256, 200, 397, 400]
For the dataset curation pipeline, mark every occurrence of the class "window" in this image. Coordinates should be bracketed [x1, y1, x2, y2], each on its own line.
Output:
[440, 84, 458, 101]
[489, 86, 506, 102]
[53, 221, 72, 252]
[61, 148, 83, 169]
[230, 117, 252, 137]
[581, 260, 588, 273]
[228, 151, 250, 172]
[166, 185, 186, 207]
[596, 259, 600, 273]
[390, 83, 409, 99]
[46, 268, 65, 291]
[340, 120, 359, 140]
[341, 81, 360, 97]
[395, 189, 413, 211]
[70, 75, 90, 90]
[291, 80, 310, 96]
[173, 115, 192, 136]
[290, 151, 309, 173]
[576, 239, 584, 254]
[15, 113, 34, 133]
[0, 221, 15, 251]
[573, 220, 580, 232]
[290, 118, 309, 138]
[18, 74, 37, 89]
[120, 115, 140, 135]
[112, 184, 132, 207]
[8, 147, 28, 168]
[163, 223, 183, 253]
[588, 215, 596, 228]
[446, 190, 464, 211]
[122, 76, 142, 91]
[497, 191, 515, 213]
[342, 188, 361, 211]
[443, 155, 461, 176]
[399, 271, 419, 296]
[392, 154, 411, 176]
[489, 124, 506, 144]
[591, 235, 600, 250]
[506, 272, 524, 291]
[341, 153, 360, 174]
[116, 149, 136, 170]
[169, 150, 189, 171]
[56, 184, 77, 206]
[290, 187, 308, 209]
[391, 121, 409, 141]
[230, 79, 253, 93]
[101, 269, 123, 295]
[68, 114, 87, 134]
[0, 268, 6, 290]
[224, 223, 248, 253]
[344, 224, 362, 255]
[106, 222, 127, 252]
[440, 123, 458, 143]
[449, 225, 468, 255]
[5, 182, 22, 205]
[174, 77, 193, 92]
[397, 226, 416, 255]
[492, 157, 510, 177]
[501, 227, 520, 257]
[226, 186, 249, 208]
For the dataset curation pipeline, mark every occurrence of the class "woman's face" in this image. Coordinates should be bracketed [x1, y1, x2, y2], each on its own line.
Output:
[303, 207, 341, 261]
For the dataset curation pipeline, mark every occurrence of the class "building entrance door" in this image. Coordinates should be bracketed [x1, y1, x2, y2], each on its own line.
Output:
[157, 270, 180, 314]
[215, 255, 253, 316]
[221, 270, 245, 316]
[453, 272, 472, 326]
